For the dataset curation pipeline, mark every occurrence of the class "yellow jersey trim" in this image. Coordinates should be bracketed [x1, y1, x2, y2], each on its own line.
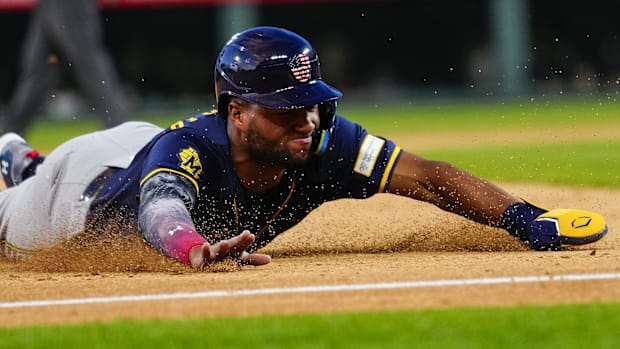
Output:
[379, 146, 401, 193]
[314, 130, 330, 154]
[140, 168, 200, 194]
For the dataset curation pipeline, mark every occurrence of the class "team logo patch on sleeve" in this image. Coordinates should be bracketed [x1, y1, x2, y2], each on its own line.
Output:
[178, 147, 203, 179]
[354, 134, 385, 177]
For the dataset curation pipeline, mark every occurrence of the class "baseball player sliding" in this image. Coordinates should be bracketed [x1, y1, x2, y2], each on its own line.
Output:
[0, 27, 608, 269]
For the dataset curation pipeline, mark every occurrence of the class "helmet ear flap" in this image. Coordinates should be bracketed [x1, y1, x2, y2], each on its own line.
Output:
[311, 100, 337, 154]
[217, 94, 231, 119]
[318, 100, 337, 130]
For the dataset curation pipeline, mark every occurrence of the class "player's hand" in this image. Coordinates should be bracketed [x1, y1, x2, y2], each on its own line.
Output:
[188, 230, 271, 269]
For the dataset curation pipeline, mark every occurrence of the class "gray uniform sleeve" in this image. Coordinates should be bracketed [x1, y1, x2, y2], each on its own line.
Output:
[138, 172, 206, 265]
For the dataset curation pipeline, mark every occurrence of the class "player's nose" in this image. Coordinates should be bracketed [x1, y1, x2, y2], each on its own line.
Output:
[292, 106, 319, 133]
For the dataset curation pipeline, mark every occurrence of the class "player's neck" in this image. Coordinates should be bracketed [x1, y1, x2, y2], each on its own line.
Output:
[228, 123, 287, 193]
[235, 162, 285, 194]
[230, 144, 284, 193]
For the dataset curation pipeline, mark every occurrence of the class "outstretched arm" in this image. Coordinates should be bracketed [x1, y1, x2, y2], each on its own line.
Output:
[386, 151, 608, 250]
[138, 172, 270, 268]
[388, 151, 517, 226]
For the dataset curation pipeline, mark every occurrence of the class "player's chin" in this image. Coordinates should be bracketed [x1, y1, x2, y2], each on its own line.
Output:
[286, 141, 312, 157]
[283, 149, 311, 166]
[291, 151, 311, 163]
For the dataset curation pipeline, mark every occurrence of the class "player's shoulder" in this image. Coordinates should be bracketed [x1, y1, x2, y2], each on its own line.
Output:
[332, 113, 365, 128]
[167, 110, 221, 130]
[163, 110, 229, 143]
[326, 114, 395, 159]
[330, 114, 366, 139]
[311, 114, 365, 159]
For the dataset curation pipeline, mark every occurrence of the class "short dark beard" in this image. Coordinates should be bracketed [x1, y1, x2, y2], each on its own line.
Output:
[245, 124, 310, 168]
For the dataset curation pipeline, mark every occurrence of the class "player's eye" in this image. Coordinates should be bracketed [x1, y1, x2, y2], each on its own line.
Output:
[305, 105, 319, 112]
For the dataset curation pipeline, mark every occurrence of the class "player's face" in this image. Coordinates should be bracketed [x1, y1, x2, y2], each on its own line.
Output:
[245, 104, 320, 166]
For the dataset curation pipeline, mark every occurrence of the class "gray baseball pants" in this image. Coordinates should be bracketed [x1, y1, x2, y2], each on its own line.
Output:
[0, 121, 161, 259]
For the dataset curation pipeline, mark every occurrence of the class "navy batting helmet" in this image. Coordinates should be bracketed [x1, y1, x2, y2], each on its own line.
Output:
[215, 26, 342, 130]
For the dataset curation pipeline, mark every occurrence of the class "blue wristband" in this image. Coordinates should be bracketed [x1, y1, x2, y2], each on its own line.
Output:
[499, 202, 547, 242]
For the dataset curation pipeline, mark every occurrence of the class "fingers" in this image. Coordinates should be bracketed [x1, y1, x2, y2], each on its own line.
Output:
[211, 230, 255, 259]
[209, 240, 228, 261]
[189, 242, 212, 269]
[193, 230, 270, 269]
[224, 230, 255, 257]
[240, 251, 271, 266]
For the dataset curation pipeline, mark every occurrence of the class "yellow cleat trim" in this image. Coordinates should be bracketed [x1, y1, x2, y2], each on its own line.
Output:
[519, 196, 550, 212]
[537, 209, 607, 240]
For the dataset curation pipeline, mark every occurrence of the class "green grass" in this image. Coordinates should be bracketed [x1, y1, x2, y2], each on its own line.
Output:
[26, 97, 620, 150]
[25, 98, 620, 187]
[420, 140, 620, 187]
[339, 97, 620, 134]
[1, 303, 619, 348]
[24, 115, 177, 152]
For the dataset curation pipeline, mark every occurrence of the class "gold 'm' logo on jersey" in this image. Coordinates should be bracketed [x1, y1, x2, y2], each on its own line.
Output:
[178, 147, 203, 179]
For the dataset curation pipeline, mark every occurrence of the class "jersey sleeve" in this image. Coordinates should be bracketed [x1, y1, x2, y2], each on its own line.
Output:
[136, 125, 212, 266]
[321, 116, 402, 198]
[138, 172, 206, 265]
[139, 127, 208, 195]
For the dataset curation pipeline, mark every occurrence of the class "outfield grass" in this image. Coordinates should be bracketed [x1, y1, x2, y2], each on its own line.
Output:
[24, 116, 175, 152]
[25, 97, 620, 187]
[340, 97, 620, 134]
[422, 140, 620, 187]
[1, 302, 619, 348]
[27, 97, 620, 149]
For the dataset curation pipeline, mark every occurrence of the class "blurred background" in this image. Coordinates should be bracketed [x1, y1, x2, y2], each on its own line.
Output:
[1, 0, 620, 121]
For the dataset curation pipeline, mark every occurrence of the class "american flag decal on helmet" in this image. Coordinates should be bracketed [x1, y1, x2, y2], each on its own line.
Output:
[289, 54, 311, 82]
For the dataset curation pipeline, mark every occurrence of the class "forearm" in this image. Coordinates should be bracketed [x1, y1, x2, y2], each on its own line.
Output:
[139, 197, 206, 265]
[390, 156, 518, 226]
[386, 150, 607, 250]
[138, 173, 206, 265]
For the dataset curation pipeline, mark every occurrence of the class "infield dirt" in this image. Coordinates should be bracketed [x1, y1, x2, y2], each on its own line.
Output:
[1, 182, 618, 327]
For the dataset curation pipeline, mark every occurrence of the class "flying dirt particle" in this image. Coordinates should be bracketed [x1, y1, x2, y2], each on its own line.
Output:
[15, 232, 186, 273]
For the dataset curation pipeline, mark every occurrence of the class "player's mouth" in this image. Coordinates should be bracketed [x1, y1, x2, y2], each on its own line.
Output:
[289, 135, 312, 145]
[286, 134, 313, 154]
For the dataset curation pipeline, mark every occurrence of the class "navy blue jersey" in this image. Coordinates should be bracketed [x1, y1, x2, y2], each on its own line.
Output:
[87, 112, 402, 251]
